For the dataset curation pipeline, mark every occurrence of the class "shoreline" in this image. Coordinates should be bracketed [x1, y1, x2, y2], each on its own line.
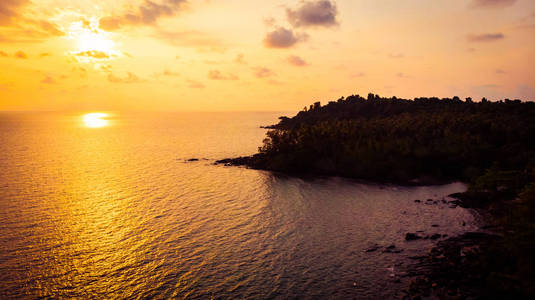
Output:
[215, 155, 456, 186]
[216, 158, 523, 298]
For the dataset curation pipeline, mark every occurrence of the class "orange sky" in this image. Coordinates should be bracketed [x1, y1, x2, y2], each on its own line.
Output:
[0, 0, 534, 111]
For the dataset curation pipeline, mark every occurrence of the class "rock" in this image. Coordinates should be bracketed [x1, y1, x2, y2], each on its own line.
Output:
[186, 158, 199, 162]
[383, 244, 403, 253]
[365, 245, 381, 253]
[431, 224, 439, 227]
[430, 234, 442, 240]
[414, 199, 421, 203]
[406, 233, 422, 241]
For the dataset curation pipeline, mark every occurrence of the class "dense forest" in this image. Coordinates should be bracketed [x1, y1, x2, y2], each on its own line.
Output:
[238, 93, 534, 185]
[218, 93, 535, 297]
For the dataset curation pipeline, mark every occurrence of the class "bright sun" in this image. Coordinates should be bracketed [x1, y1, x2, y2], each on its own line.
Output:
[76, 31, 115, 53]
[67, 19, 120, 62]
[83, 113, 109, 128]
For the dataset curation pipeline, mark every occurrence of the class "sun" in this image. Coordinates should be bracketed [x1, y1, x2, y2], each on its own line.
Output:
[67, 19, 121, 62]
[83, 113, 109, 128]
[76, 30, 115, 53]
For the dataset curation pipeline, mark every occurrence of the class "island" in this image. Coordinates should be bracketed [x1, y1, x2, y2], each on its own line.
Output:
[217, 93, 535, 298]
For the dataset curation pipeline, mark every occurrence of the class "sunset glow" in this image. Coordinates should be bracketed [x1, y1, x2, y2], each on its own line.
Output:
[83, 113, 109, 128]
[0, 0, 533, 111]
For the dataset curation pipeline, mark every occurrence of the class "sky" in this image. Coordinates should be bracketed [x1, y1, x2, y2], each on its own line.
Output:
[0, 0, 534, 111]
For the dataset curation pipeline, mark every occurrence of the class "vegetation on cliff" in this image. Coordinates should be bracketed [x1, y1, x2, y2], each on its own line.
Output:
[233, 93, 535, 184]
[218, 93, 535, 297]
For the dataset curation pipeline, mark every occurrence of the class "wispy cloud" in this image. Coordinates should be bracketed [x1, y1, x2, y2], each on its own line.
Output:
[467, 33, 505, 42]
[234, 53, 246, 65]
[0, 0, 28, 26]
[14, 50, 27, 59]
[40, 75, 56, 84]
[108, 72, 142, 83]
[208, 70, 238, 80]
[253, 67, 275, 78]
[187, 79, 205, 89]
[287, 55, 308, 66]
[99, 0, 188, 31]
[469, 0, 517, 9]
[75, 51, 110, 59]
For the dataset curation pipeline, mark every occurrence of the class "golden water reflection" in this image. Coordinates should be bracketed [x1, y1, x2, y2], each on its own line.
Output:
[82, 113, 109, 128]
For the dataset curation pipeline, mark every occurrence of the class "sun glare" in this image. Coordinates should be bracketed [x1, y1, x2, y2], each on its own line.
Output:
[67, 20, 121, 62]
[83, 113, 109, 128]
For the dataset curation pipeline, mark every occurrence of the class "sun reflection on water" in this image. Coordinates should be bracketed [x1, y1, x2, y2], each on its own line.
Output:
[83, 113, 109, 128]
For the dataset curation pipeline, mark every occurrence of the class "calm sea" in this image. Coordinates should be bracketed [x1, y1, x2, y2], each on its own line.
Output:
[0, 112, 478, 299]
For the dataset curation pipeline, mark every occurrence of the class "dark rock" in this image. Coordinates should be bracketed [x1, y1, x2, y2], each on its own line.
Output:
[365, 245, 381, 253]
[414, 199, 421, 203]
[431, 224, 439, 227]
[406, 233, 422, 241]
[383, 244, 404, 253]
[186, 158, 199, 162]
[430, 234, 442, 240]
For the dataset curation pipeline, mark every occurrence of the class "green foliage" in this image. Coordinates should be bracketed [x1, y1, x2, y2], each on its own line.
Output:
[253, 93, 535, 297]
[258, 94, 535, 183]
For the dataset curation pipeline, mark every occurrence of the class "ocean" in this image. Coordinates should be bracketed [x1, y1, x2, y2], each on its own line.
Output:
[0, 112, 478, 299]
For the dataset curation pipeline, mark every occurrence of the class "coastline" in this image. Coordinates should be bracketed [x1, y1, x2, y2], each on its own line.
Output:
[215, 155, 455, 186]
[216, 157, 532, 298]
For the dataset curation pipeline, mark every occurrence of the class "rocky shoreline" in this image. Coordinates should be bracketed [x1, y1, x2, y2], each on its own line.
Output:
[402, 231, 502, 299]
[215, 157, 526, 298]
[215, 155, 454, 186]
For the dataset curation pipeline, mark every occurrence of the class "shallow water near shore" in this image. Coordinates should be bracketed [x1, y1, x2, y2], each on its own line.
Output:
[0, 112, 479, 299]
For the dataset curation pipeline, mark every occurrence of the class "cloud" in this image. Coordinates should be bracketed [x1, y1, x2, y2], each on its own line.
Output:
[0, 0, 28, 26]
[75, 50, 110, 59]
[40, 52, 51, 57]
[496, 69, 506, 74]
[40, 76, 56, 84]
[14, 50, 27, 59]
[253, 67, 275, 78]
[234, 53, 246, 64]
[38, 20, 65, 36]
[286, 0, 339, 28]
[99, 0, 188, 31]
[163, 69, 180, 76]
[208, 70, 238, 80]
[187, 79, 205, 89]
[467, 33, 505, 42]
[470, 0, 517, 8]
[287, 55, 308, 66]
[0, 1, 65, 41]
[0, 50, 8, 57]
[108, 72, 142, 83]
[264, 27, 306, 48]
